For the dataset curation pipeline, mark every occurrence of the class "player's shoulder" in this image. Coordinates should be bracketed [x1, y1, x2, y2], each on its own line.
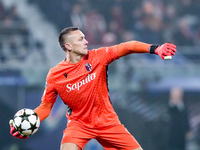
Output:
[90, 46, 118, 59]
[91, 46, 106, 52]
[89, 46, 109, 55]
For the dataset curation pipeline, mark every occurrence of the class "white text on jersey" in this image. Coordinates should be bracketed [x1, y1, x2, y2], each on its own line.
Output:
[66, 73, 96, 92]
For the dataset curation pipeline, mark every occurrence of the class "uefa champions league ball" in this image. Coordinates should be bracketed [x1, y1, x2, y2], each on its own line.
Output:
[13, 108, 40, 136]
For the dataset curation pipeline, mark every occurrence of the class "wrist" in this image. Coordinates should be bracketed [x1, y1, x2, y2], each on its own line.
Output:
[149, 45, 160, 54]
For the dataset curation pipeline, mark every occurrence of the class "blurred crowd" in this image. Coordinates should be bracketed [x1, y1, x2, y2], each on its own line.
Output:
[0, 2, 46, 65]
[29, 0, 200, 46]
[0, 2, 30, 63]
[1, 0, 200, 64]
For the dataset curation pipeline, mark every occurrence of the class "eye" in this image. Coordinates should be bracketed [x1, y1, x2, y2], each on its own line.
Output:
[79, 37, 83, 41]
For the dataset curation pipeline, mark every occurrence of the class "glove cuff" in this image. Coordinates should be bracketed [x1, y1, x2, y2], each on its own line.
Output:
[149, 45, 159, 54]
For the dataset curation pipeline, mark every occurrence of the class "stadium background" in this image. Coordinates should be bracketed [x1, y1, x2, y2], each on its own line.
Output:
[0, 0, 200, 149]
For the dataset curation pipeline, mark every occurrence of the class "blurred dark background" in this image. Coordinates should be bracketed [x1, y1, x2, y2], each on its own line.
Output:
[0, 0, 200, 150]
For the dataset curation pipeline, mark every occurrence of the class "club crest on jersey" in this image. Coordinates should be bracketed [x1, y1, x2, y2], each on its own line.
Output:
[85, 63, 92, 72]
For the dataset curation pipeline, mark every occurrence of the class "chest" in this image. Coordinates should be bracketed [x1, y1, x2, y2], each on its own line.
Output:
[53, 59, 106, 104]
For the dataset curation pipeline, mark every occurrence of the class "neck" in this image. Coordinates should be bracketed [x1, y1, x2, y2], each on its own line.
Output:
[66, 52, 83, 64]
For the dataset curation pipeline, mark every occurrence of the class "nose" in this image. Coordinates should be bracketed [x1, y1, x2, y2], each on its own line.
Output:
[85, 39, 88, 45]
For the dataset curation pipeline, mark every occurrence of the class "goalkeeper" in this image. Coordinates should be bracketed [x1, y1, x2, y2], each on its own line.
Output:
[10, 27, 176, 150]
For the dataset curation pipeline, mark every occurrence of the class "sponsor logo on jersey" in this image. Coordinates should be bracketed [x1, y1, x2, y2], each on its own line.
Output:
[66, 73, 96, 92]
[85, 63, 92, 72]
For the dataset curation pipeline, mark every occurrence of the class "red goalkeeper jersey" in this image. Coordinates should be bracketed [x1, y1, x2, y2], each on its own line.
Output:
[42, 46, 121, 128]
[35, 41, 151, 128]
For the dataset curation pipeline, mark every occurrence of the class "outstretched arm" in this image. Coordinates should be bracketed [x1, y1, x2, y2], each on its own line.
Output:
[114, 41, 176, 59]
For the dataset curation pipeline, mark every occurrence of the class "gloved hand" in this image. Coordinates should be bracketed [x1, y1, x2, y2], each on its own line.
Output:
[9, 120, 28, 139]
[150, 43, 176, 59]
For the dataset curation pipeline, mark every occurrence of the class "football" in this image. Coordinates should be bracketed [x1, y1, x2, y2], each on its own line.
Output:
[13, 108, 40, 136]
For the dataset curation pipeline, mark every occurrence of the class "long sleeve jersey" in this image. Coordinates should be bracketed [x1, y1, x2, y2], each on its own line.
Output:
[34, 41, 150, 128]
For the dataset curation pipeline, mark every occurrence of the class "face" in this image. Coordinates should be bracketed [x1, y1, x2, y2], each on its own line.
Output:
[65, 30, 89, 56]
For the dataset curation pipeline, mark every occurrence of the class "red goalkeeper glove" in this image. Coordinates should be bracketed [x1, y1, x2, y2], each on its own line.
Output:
[9, 120, 28, 139]
[149, 43, 176, 59]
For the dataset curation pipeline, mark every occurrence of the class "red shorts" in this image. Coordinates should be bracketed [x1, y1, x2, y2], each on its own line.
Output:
[61, 120, 141, 150]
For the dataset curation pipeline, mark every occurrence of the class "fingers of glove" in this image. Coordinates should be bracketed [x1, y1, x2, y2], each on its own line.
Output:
[163, 48, 174, 55]
[161, 44, 176, 55]
[166, 43, 177, 52]
[12, 131, 28, 139]
[160, 50, 171, 59]
[166, 43, 176, 48]
[10, 125, 16, 134]
[161, 50, 170, 57]
[13, 131, 20, 137]
[155, 43, 176, 59]
[167, 49, 175, 55]
[18, 134, 28, 139]
[10, 120, 17, 135]
[10, 122, 28, 139]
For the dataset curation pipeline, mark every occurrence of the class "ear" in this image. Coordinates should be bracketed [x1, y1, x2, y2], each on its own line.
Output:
[65, 43, 72, 51]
